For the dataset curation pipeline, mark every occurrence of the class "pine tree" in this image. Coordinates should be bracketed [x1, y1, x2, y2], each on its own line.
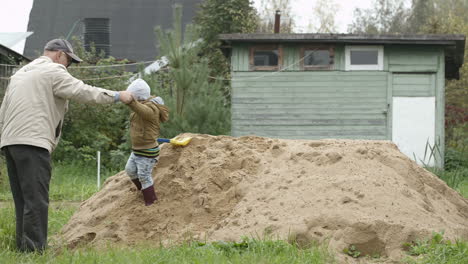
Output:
[153, 4, 230, 136]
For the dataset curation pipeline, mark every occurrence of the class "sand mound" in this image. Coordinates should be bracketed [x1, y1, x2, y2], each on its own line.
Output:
[59, 134, 468, 261]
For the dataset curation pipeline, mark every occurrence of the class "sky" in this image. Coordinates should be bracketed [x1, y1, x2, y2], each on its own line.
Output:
[252, 0, 378, 33]
[0, 0, 411, 54]
[0, 0, 34, 53]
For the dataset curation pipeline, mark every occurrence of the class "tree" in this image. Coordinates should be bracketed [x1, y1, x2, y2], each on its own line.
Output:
[305, 0, 339, 33]
[256, 0, 295, 33]
[347, 0, 410, 34]
[422, 0, 468, 33]
[419, 0, 468, 151]
[195, 0, 258, 44]
[155, 5, 201, 115]
[407, 0, 435, 33]
[194, 0, 259, 98]
[152, 4, 230, 136]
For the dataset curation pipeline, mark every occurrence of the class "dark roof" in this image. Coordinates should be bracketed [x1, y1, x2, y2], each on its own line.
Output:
[25, 0, 202, 61]
[219, 33, 465, 44]
[0, 43, 31, 63]
[220, 33, 465, 79]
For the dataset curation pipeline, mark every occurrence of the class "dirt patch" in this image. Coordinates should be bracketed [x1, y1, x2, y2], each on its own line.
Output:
[58, 134, 468, 262]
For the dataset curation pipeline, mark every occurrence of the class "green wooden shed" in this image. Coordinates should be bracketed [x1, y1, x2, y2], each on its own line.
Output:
[219, 33, 465, 168]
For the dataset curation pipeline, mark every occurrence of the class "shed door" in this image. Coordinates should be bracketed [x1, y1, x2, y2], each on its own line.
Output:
[232, 71, 389, 139]
[392, 74, 436, 166]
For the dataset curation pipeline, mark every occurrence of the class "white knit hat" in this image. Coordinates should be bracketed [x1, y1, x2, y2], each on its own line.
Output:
[127, 79, 150, 101]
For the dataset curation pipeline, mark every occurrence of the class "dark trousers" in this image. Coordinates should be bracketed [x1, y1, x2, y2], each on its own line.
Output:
[3, 145, 51, 252]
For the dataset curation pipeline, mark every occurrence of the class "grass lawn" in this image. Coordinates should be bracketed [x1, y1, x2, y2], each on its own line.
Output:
[0, 202, 335, 264]
[458, 179, 468, 198]
[0, 161, 119, 201]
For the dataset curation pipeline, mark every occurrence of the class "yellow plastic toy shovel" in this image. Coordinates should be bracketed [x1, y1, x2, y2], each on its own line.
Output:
[157, 136, 192, 146]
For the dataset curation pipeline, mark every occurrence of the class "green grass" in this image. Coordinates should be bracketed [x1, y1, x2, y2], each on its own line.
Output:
[459, 180, 468, 198]
[0, 161, 120, 201]
[0, 203, 335, 264]
[403, 232, 468, 264]
[437, 168, 468, 190]
[0, 241, 335, 264]
[428, 167, 468, 198]
[0, 202, 76, 251]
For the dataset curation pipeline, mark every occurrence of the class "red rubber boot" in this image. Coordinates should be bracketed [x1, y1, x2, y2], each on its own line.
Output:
[141, 185, 157, 206]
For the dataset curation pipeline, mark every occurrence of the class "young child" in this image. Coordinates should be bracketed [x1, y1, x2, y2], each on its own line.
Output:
[124, 79, 169, 206]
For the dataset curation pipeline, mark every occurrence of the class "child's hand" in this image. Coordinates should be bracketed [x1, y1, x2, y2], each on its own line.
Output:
[119, 91, 133, 104]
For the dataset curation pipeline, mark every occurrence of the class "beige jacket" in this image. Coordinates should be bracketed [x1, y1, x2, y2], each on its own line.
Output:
[0, 56, 117, 152]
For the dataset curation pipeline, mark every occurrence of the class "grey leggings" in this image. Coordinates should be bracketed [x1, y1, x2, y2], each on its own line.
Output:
[125, 152, 158, 189]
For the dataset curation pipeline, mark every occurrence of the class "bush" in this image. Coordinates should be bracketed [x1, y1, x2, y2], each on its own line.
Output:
[445, 105, 468, 154]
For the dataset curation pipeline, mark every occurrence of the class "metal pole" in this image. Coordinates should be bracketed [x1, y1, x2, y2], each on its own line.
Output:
[97, 151, 101, 189]
[66, 19, 82, 40]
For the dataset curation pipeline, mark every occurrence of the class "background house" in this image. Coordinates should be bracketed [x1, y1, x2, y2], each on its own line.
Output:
[0, 43, 31, 94]
[220, 33, 466, 168]
[24, 0, 203, 61]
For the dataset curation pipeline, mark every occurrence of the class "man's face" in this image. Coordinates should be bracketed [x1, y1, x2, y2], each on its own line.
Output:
[58, 51, 72, 68]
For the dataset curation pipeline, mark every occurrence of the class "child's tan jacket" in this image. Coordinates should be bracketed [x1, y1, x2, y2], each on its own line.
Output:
[128, 97, 169, 149]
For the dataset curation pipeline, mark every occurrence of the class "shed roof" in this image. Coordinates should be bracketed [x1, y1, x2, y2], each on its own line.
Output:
[219, 33, 466, 79]
[219, 33, 464, 44]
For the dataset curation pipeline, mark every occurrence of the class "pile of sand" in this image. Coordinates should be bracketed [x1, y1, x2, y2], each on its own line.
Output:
[59, 134, 468, 261]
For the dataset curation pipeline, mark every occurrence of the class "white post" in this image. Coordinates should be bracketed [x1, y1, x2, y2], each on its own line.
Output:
[97, 151, 101, 190]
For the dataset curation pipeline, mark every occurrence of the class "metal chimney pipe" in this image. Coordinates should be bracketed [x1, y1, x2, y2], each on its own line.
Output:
[274, 10, 281, 33]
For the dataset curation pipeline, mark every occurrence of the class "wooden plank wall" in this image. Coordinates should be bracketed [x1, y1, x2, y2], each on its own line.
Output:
[232, 71, 388, 139]
[387, 46, 439, 72]
[392, 74, 436, 96]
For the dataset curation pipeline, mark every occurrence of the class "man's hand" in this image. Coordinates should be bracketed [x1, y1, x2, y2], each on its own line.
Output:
[119, 91, 133, 104]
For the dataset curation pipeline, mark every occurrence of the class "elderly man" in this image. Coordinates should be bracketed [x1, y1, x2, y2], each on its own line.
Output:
[0, 38, 133, 252]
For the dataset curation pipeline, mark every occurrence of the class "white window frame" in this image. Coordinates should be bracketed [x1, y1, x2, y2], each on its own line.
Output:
[345, 45, 384, 71]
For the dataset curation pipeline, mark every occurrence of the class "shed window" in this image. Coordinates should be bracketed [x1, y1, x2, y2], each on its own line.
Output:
[250, 45, 282, 71]
[254, 50, 279, 66]
[350, 50, 378, 65]
[345, 46, 383, 71]
[301, 46, 334, 70]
